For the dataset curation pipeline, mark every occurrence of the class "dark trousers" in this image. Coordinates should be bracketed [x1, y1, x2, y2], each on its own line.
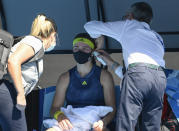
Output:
[0, 80, 27, 131]
[116, 66, 166, 131]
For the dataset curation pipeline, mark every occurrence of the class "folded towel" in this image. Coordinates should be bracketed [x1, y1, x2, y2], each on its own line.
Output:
[43, 105, 113, 131]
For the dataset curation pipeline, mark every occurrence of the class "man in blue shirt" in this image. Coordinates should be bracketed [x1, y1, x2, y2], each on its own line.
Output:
[84, 2, 166, 131]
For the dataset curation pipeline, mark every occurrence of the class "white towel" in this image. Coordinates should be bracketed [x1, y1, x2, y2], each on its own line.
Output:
[43, 105, 113, 131]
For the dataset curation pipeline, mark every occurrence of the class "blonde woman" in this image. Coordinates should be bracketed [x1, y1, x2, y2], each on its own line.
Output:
[0, 14, 57, 131]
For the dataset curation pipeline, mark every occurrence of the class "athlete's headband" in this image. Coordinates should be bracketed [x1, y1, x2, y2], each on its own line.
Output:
[73, 37, 95, 49]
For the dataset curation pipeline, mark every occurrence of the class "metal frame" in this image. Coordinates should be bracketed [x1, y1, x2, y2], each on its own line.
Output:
[0, 0, 7, 30]
[46, 47, 179, 55]
[1, 0, 179, 54]
[46, 0, 179, 54]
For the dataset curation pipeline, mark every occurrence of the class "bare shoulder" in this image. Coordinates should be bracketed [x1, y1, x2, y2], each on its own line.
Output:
[58, 71, 69, 81]
[101, 69, 113, 80]
[56, 71, 70, 89]
[100, 69, 114, 84]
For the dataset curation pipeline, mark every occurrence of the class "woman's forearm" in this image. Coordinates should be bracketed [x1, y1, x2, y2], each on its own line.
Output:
[50, 107, 60, 118]
[8, 59, 24, 94]
[102, 111, 116, 127]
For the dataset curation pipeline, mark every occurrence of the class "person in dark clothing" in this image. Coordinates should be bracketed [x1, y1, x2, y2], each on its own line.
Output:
[48, 33, 116, 131]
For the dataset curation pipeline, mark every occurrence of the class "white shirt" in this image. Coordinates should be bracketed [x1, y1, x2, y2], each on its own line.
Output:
[84, 20, 165, 69]
[4, 36, 44, 95]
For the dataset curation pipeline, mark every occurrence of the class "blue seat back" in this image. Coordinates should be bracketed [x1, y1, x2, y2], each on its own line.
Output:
[39, 86, 56, 130]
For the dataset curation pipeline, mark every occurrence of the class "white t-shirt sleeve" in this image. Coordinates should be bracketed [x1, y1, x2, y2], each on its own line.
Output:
[84, 20, 126, 41]
[20, 36, 43, 54]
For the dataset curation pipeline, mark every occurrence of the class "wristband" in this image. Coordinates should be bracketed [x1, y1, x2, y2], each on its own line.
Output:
[54, 110, 64, 120]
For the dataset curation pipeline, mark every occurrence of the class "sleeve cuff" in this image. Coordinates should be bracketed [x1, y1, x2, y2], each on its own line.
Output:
[115, 66, 123, 79]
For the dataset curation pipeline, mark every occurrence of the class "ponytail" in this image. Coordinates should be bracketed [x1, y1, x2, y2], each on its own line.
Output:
[30, 14, 57, 38]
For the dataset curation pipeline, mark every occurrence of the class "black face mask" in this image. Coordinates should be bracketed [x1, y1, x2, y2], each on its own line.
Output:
[73, 51, 91, 64]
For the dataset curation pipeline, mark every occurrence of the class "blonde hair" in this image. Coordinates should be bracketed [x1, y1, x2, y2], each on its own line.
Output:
[30, 14, 57, 38]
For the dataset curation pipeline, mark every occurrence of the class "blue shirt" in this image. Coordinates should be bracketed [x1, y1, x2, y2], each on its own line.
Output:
[66, 65, 105, 108]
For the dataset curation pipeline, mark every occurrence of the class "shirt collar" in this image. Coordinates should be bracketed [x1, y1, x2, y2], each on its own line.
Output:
[127, 19, 151, 29]
[141, 21, 150, 29]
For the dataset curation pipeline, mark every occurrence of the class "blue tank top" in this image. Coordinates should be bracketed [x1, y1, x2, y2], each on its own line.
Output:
[66, 65, 105, 108]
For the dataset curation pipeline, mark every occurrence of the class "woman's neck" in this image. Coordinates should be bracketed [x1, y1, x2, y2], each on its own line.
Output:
[77, 61, 93, 77]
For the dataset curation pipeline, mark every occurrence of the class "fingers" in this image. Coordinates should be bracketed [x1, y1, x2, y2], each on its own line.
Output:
[95, 50, 108, 55]
[46, 128, 56, 131]
[58, 119, 73, 130]
[93, 50, 109, 58]
[17, 93, 26, 106]
[93, 121, 99, 128]
[93, 120, 104, 131]
[58, 120, 68, 130]
[65, 119, 73, 129]
[95, 36, 105, 49]
[95, 50, 111, 60]
[93, 50, 114, 67]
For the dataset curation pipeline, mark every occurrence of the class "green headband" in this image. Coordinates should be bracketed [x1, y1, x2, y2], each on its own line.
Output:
[73, 37, 95, 49]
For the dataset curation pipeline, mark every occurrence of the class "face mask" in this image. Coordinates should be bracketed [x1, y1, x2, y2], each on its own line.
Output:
[45, 43, 56, 52]
[73, 51, 91, 64]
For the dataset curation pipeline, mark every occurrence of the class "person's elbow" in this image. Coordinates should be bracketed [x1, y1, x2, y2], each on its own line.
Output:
[84, 22, 93, 34]
[84, 21, 102, 38]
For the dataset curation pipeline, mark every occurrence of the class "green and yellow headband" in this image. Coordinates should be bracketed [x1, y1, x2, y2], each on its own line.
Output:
[73, 37, 95, 49]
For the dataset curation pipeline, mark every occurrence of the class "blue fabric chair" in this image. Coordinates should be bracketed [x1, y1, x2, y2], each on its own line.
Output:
[39, 86, 56, 131]
[115, 85, 120, 107]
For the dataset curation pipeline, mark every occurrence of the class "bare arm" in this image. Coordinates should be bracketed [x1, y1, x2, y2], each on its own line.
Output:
[50, 72, 69, 117]
[84, 20, 125, 40]
[100, 69, 116, 127]
[8, 43, 35, 106]
[95, 36, 105, 49]
[50, 72, 73, 130]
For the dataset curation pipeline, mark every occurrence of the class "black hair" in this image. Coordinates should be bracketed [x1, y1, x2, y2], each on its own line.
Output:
[129, 2, 153, 24]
